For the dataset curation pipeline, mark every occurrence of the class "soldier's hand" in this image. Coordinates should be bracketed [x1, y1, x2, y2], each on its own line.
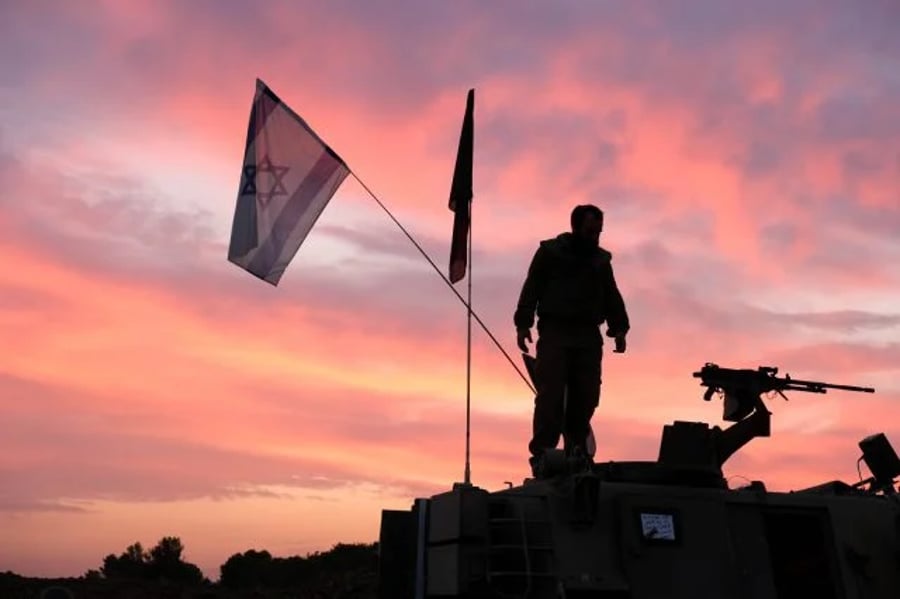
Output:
[614, 335, 627, 353]
[517, 328, 533, 353]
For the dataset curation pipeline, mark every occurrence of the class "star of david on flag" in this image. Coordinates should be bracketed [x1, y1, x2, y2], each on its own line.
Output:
[228, 79, 350, 285]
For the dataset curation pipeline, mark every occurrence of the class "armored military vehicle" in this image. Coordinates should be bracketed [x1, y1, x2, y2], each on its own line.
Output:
[377, 363, 900, 598]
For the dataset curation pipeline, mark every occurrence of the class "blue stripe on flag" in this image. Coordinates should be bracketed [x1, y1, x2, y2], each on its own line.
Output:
[227, 81, 281, 261]
[246, 153, 345, 282]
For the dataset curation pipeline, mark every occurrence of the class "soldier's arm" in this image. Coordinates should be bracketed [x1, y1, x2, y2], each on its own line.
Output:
[514, 246, 548, 330]
[604, 261, 630, 337]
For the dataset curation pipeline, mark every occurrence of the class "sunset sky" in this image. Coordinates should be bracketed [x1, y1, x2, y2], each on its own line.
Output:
[2, 0, 899, 580]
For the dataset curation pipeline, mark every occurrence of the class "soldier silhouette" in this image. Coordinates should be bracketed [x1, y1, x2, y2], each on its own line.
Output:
[515, 204, 630, 476]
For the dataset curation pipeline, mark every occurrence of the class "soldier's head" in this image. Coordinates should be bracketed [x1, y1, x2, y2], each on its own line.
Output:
[570, 204, 604, 247]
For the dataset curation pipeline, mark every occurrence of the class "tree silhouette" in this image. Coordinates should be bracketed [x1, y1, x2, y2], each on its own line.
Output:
[125, 542, 147, 564]
[82, 569, 102, 581]
[145, 536, 203, 583]
[219, 542, 376, 591]
[101, 541, 147, 579]
[99, 537, 203, 584]
[220, 549, 277, 588]
[150, 536, 184, 564]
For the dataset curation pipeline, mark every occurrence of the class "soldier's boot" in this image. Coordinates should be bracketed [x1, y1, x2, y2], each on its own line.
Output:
[528, 454, 542, 478]
[567, 445, 593, 474]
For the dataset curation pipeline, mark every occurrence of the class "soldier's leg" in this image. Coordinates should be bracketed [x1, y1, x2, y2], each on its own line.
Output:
[563, 342, 602, 456]
[529, 334, 567, 461]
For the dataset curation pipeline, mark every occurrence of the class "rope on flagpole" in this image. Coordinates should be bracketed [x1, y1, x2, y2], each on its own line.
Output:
[348, 172, 536, 396]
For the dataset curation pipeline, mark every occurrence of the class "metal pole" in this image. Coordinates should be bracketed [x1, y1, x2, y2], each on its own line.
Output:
[414, 498, 428, 599]
[464, 197, 473, 485]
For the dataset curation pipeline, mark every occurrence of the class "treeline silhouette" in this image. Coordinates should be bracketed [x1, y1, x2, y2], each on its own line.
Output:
[220, 544, 375, 590]
[94, 536, 205, 585]
[1, 536, 378, 598]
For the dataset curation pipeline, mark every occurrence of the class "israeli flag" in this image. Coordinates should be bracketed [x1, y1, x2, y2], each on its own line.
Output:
[228, 79, 350, 285]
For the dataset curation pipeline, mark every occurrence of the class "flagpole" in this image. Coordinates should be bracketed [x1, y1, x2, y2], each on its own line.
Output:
[464, 197, 473, 486]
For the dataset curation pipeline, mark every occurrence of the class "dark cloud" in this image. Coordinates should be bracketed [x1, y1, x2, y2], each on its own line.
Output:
[0, 3, 107, 87]
[760, 222, 799, 253]
[842, 150, 884, 178]
[814, 93, 900, 143]
[479, 111, 622, 167]
[820, 195, 900, 238]
[6, 0, 893, 149]
[732, 141, 783, 177]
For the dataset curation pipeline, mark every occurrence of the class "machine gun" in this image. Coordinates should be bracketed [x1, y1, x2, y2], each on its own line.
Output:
[693, 362, 874, 422]
[658, 363, 876, 471]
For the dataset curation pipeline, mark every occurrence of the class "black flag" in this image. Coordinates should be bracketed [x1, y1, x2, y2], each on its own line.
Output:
[448, 89, 474, 284]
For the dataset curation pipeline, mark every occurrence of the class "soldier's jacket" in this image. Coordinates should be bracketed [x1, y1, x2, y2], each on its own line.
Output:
[514, 232, 630, 339]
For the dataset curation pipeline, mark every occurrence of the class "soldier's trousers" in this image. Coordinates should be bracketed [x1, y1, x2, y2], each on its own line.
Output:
[528, 326, 602, 459]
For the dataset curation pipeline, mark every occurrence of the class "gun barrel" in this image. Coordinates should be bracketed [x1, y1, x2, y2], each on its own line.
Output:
[782, 379, 875, 393]
[692, 365, 875, 394]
